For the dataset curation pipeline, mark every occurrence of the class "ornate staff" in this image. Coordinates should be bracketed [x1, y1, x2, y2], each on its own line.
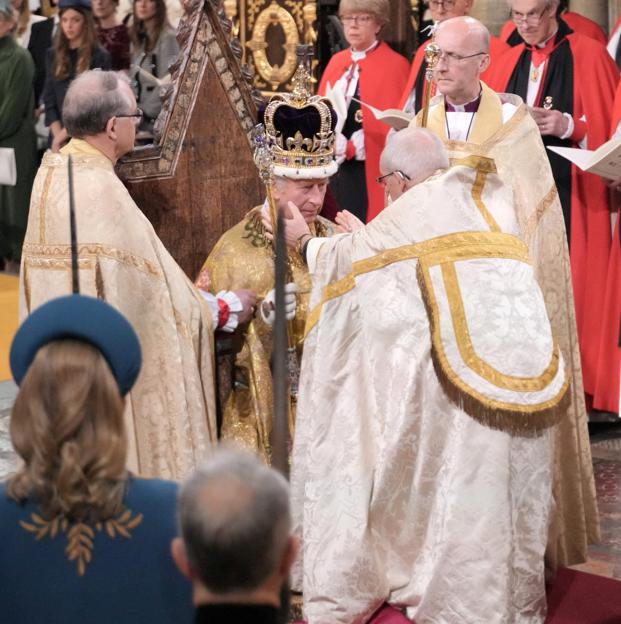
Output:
[421, 42, 440, 128]
[251, 123, 292, 478]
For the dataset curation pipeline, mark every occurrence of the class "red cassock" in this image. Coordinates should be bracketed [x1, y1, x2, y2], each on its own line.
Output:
[500, 12, 607, 45]
[593, 90, 621, 414]
[319, 42, 409, 222]
[398, 35, 509, 111]
[486, 32, 620, 411]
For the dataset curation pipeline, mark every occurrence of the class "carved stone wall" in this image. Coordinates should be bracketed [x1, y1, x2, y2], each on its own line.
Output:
[571, 0, 608, 30]
[470, 0, 510, 36]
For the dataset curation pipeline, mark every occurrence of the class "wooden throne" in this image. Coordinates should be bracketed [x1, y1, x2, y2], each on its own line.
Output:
[116, 0, 264, 279]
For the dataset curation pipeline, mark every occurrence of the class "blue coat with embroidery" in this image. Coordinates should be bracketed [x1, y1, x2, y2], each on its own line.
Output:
[0, 477, 192, 624]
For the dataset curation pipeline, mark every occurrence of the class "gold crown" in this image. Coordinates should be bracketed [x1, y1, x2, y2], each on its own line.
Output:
[262, 62, 336, 174]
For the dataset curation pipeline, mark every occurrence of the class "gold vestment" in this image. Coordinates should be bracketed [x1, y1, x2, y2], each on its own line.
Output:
[19, 140, 217, 479]
[204, 207, 335, 464]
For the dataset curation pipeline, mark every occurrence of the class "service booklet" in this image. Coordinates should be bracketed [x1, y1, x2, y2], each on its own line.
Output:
[547, 136, 621, 180]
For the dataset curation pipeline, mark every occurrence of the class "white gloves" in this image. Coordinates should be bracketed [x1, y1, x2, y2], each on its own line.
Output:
[260, 282, 298, 326]
[334, 129, 365, 165]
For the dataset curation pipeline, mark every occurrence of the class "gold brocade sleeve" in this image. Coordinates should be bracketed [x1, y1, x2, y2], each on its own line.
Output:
[204, 208, 332, 463]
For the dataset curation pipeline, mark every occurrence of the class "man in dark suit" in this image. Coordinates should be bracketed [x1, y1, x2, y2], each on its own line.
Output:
[172, 450, 298, 624]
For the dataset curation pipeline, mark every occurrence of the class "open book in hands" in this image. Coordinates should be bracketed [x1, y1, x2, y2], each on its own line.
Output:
[351, 98, 414, 131]
[547, 135, 621, 181]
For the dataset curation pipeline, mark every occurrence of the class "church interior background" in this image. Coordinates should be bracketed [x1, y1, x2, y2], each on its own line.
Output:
[0, 0, 620, 604]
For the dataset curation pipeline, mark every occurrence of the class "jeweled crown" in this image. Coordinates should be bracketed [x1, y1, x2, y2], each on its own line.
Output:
[260, 61, 337, 178]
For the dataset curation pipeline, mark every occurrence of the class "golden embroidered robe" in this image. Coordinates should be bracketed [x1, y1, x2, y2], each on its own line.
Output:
[291, 163, 562, 624]
[19, 140, 217, 479]
[204, 207, 335, 464]
[415, 83, 599, 570]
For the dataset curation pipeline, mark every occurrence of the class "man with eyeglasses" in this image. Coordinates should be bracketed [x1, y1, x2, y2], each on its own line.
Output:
[398, 0, 509, 114]
[276, 127, 564, 623]
[19, 69, 258, 481]
[408, 13, 602, 577]
[500, 0, 607, 47]
[488, 0, 619, 424]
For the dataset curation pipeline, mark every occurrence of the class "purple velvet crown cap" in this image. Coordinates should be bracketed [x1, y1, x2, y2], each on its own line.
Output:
[258, 102, 337, 152]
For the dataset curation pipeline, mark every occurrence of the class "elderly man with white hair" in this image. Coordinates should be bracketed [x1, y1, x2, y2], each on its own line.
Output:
[196, 74, 339, 466]
[281, 127, 567, 623]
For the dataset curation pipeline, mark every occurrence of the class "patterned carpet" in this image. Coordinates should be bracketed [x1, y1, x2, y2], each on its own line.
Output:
[571, 424, 621, 580]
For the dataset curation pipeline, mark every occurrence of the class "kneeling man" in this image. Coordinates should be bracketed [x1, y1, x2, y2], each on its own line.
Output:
[286, 128, 567, 624]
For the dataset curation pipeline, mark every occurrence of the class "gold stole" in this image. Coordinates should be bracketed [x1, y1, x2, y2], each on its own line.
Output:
[417, 82, 504, 145]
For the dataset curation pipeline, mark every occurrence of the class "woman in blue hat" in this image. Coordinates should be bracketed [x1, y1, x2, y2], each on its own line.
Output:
[0, 295, 193, 623]
[43, 0, 111, 152]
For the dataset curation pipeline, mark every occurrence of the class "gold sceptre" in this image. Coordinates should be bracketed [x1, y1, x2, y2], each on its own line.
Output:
[421, 42, 441, 128]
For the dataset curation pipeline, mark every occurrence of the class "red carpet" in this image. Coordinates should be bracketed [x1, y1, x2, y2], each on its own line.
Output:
[294, 569, 621, 623]
[545, 568, 621, 623]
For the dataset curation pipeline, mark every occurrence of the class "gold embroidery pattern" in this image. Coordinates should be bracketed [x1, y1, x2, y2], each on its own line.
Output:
[20, 509, 143, 577]
[450, 156, 500, 232]
[417, 259, 569, 434]
[38, 166, 55, 244]
[22, 243, 164, 280]
[523, 184, 559, 239]
[438, 262, 559, 392]
[305, 232, 530, 336]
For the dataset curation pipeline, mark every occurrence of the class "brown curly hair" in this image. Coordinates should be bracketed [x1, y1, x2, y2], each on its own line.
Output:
[53, 7, 98, 81]
[6, 339, 128, 523]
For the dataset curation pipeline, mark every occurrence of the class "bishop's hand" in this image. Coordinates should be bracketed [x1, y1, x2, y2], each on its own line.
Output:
[335, 210, 364, 233]
[261, 201, 311, 249]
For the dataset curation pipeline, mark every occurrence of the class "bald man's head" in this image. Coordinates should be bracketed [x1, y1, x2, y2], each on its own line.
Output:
[432, 16, 491, 105]
[435, 16, 490, 53]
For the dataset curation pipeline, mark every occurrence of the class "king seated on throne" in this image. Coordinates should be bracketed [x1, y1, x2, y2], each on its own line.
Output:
[195, 78, 339, 464]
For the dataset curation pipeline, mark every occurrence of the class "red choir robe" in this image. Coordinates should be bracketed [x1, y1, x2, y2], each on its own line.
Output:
[319, 42, 409, 222]
[486, 22, 620, 408]
[592, 90, 621, 414]
[397, 35, 509, 111]
[500, 11, 607, 46]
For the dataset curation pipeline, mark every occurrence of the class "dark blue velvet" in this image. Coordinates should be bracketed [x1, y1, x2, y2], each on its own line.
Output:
[0, 477, 192, 624]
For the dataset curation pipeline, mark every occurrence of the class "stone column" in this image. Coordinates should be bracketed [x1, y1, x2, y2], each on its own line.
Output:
[570, 0, 608, 32]
[469, 0, 511, 36]
[609, 0, 621, 33]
